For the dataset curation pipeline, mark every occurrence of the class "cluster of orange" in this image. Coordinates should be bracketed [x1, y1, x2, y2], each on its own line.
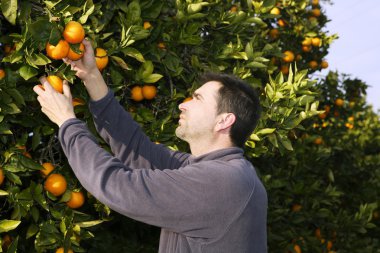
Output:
[289, 227, 336, 253]
[41, 162, 85, 209]
[131, 85, 157, 102]
[44, 21, 109, 93]
[317, 99, 355, 129]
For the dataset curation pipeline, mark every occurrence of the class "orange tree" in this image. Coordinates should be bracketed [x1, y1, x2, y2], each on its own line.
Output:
[0, 0, 379, 252]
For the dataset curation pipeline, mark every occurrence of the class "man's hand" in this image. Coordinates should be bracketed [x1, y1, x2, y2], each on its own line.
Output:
[63, 38, 99, 82]
[33, 77, 76, 127]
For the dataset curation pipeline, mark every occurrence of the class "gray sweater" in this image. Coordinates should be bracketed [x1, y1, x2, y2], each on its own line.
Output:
[58, 90, 268, 252]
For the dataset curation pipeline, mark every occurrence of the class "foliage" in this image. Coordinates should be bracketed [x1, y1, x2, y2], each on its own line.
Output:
[0, 0, 379, 252]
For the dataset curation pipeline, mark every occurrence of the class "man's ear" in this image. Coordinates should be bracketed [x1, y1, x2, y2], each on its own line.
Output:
[215, 113, 236, 132]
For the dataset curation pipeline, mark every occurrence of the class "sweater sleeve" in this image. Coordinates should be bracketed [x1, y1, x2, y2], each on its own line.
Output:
[58, 119, 255, 239]
[88, 89, 189, 170]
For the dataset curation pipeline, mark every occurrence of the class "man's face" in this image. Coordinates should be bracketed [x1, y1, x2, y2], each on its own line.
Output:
[175, 81, 221, 143]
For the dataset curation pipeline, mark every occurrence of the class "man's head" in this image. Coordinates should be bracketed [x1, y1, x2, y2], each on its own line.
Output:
[200, 73, 261, 147]
[176, 72, 261, 149]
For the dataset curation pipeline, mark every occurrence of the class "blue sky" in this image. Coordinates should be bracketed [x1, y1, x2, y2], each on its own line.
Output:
[320, 0, 379, 112]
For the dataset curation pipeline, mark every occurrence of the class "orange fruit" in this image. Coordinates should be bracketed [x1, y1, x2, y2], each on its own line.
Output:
[63, 21, 85, 44]
[302, 45, 312, 52]
[143, 21, 152, 30]
[308, 60, 318, 69]
[142, 85, 157, 100]
[315, 228, 322, 240]
[183, 97, 193, 103]
[40, 162, 54, 177]
[320, 60, 329, 69]
[280, 65, 289, 75]
[95, 48, 109, 71]
[318, 113, 327, 119]
[293, 244, 302, 253]
[311, 0, 319, 6]
[311, 37, 321, 47]
[277, 19, 286, 27]
[314, 137, 323, 145]
[291, 204, 302, 212]
[269, 28, 280, 39]
[335, 98, 344, 107]
[157, 42, 166, 49]
[295, 54, 302, 61]
[270, 7, 280, 15]
[0, 168, 5, 186]
[44, 173, 67, 197]
[131, 86, 144, 102]
[66, 191, 85, 209]
[72, 97, 85, 107]
[230, 5, 238, 13]
[282, 50, 295, 63]
[324, 105, 331, 113]
[46, 75, 64, 94]
[1, 234, 12, 250]
[23, 151, 32, 158]
[348, 116, 354, 122]
[0, 68, 5, 80]
[326, 240, 333, 250]
[56, 247, 74, 253]
[67, 43, 85, 61]
[311, 8, 321, 17]
[4, 44, 15, 55]
[301, 37, 312, 46]
[46, 40, 70, 60]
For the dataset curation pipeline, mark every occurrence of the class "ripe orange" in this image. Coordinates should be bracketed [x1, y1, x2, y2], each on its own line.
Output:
[63, 21, 85, 44]
[282, 50, 295, 63]
[302, 45, 312, 52]
[143, 21, 152, 30]
[315, 228, 322, 240]
[269, 28, 280, 39]
[66, 191, 85, 209]
[280, 65, 289, 75]
[320, 60, 329, 69]
[314, 137, 323, 145]
[295, 54, 302, 61]
[1, 234, 12, 250]
[95, 48, 109, 71]
[0, 168, 5, 186]
[348, 116, 354, 122]
[308, 60, 318, 69]
[277, 19, 286, 27]
[230, 5, 238, 13]
[157, 42, 166, 49]
[270, 7, 280, 15]
[56, 247, 73, 253]
[318, 113, 327, 119]
[4, 44, 15, 55]
[142, 85, 157, 100]
[46, 40, 70, 60]
[40, 162, 54, 177]
[293, 244, 302, 253]
[324, 105, 331, 113]
[72, 97, 85, 107]
[23, 151, 32, 158]
[326, 240, 333, 250]
[183, 97, 193, 103]
[301, 37, 312, 46]
[44, 173, 67, 197]
[311, 8, 321, 17]
[0, 68, 5, 80]
[46, 75, 64, 93]
[311, 37, 321, 47]
[291, 204, 302, 212]
[335, 98, 344, 107]
[67, 43, 85, 61]
[131, 86, 144, 102]
[311, 0, 319, 6]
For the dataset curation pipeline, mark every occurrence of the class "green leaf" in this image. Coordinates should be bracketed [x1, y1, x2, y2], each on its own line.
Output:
[0, 189, 9, 196]
[256, 128, 276, 135]
[110, 56, 131, 70]
[26, 223, 39, 239]
[1, 0, 18, 25]
[6, 89, 25, 106]
[246, 61, 267, 68]
[19, 65, 39, 80]
[79, 0, 95, 24]
[27, 53, 51, 66]
[0, 220, 21, 233]
[75, 220, 104, 228]
[143, 73, 163, 83]
[121, 47, 145, 62]
[29, 18, 53, 43]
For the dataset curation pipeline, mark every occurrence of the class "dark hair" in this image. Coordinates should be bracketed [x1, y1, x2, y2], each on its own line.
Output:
[199, 73, 261, 148]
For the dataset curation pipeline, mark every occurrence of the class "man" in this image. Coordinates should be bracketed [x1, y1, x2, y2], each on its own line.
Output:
[33, 39, 267, 252]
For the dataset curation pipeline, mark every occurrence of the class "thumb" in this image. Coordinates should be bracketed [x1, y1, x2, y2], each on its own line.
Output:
[62, 80, 72, 98]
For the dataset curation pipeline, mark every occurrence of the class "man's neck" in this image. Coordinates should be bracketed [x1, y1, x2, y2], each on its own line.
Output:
[189, 139, 234, 157]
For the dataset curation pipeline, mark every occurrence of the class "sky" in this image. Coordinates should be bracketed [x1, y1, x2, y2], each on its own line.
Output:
[320, 0, 380, 112]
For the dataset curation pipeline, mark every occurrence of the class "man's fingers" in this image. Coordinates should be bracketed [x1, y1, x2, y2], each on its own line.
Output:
[82, 38, 95, 57]
[62, 80, 72, 98]
[33, 85, 45, 95]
